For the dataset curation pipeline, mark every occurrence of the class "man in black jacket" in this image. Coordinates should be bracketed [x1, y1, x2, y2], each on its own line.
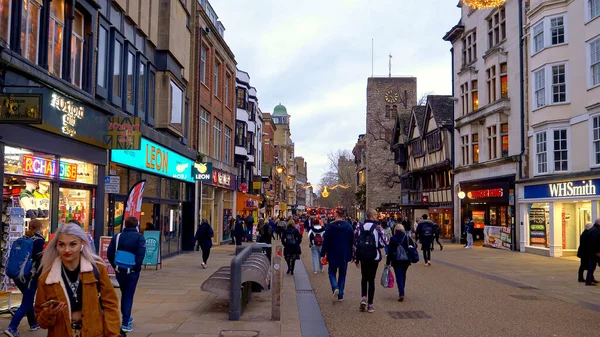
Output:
[584, 219, 600, 285]
[108, 216, 147, 332]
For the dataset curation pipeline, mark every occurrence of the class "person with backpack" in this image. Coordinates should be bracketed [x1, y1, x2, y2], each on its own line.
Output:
[107, 216, 147, 332]
[276, 217, 287, 240]
[4, 219, 45, 337]
[34, 223, 121, 337]
[308, 220, 326, 274]
[353, 209, 386, 313]
[245, 214, 255, 242]
[282, 219, 302, 275]
[386, 223, 416, 302]
[194, 218, 214, 269]
[416, 214, 436, 266]
[234, 215, 246, 246]
[320, 208, 354, 303]
[432, 222, 443, 251]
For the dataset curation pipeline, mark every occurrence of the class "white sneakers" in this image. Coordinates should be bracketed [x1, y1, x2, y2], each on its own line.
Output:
[201, 262, 207, 269]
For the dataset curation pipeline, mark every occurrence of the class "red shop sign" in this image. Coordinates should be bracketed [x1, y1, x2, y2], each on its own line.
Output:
[467, 188, 504, 199]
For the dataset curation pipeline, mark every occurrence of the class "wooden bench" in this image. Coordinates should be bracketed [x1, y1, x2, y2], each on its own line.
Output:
[200, 244, 270, 320]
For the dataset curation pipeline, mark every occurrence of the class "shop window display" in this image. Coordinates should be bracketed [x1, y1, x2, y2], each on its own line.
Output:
[58, 187, 91, 232]
[2, 177, 51, 239]
[528, 203, 550, 248]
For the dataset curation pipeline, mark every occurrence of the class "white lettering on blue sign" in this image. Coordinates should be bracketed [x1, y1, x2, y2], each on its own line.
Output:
[549, 180, 597, 197]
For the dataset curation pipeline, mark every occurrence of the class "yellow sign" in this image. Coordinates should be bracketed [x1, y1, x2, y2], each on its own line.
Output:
[0, 94, 42, 124]
[253, 182, 262, 190]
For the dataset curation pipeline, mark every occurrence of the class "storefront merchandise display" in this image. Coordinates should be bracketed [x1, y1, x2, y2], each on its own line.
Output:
[1, 207, 25, 293]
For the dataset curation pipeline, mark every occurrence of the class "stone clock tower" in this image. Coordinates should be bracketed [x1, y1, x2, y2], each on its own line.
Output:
[365, 77, 417, 212]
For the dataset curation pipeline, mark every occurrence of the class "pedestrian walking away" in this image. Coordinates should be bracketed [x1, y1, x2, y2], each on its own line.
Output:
[194, 218, 215, 269]
[465, 218, 474, 248]
[577, 223, 596, 283]
[34, 223, 121, 337]
[234, 215, 246, 246]
[4, 219, 45, 337]
[282, 219, 302, 275]
[245, 213, 255, 242]
[257, 219, 274, 261]
[416, 214, 437, 266]
[583, 218, 600, 286]
[320, 207, 354, 303]
[386, 223, 415, 302]
[353, 208, 387, 313]
[432, 221, 443, 251]
[308, 221, 326, 274]
[107, 216, 147, 332]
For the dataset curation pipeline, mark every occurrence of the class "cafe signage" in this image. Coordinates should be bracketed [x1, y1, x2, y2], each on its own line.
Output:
[0, 94, 43, 124]
[524, 179, 600, 199]
[50, 93, 84, 137]
[209, 169, 235, 190]
[111, 138, 194, 182]
[193, 162, 213, 182]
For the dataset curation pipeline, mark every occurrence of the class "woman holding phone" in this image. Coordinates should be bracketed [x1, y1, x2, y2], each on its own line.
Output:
[34, 223, 121, 337]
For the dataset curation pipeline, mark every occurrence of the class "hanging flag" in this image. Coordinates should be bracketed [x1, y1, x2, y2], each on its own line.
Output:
[123, 180, 146, 227]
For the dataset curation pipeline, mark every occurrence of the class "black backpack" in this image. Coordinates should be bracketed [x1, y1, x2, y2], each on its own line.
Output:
[284, 230, 297, 246]
[356, 224, 378, 261]
[394, 236, 409, 261]
[421, 223, 433, 238]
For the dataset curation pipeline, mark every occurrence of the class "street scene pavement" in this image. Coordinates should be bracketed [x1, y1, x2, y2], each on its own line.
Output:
[300, 241, 600, 337]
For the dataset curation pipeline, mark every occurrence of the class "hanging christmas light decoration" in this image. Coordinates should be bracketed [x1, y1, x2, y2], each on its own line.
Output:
[461, 0, 506, 9]
[321, 186, 330, 198]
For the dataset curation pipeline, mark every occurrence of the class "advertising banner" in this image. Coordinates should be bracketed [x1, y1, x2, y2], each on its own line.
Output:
[529, 208, 547, 246]
[500, 226, 512, 249]
[99, 236, 115, 276]
[123, 180, 146, 225]
[484, 226, 503, 248]
[142, 231, 160, 266]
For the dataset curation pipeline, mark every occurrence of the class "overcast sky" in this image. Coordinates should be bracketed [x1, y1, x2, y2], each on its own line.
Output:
[211, 0, 461, 185]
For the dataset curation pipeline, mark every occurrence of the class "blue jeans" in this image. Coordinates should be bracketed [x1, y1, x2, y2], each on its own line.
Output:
[392, 264, 409, 296]
[311, 246, 323, 273]
[116, 271, 140, 326]
[328, 263, 348, 299]
[9, 278, 37, 330]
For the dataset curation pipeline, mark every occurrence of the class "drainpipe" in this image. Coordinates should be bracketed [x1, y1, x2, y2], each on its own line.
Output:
[450, 47, 457, 244]
[517, 0, 525, 251]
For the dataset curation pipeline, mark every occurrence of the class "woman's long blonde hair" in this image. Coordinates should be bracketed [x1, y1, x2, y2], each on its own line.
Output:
[38, 223, 105, 275]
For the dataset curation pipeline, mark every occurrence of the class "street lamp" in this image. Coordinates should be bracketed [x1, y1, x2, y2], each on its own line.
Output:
[276, 166, 284, 174]
[458, 191, 466, 200]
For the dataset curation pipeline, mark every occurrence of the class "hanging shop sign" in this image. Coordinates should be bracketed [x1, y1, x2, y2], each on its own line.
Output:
[0, 94, 43, 124]
[210, 169, 236, 190]
[111, 138, 194, 182]
[524, 179, 600, 199]
[193, 162, 213, 182]
[105, 117, 142, 150]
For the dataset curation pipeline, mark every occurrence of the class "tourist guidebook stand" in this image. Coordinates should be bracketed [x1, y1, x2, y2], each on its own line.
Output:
[0, 207, 26, 315]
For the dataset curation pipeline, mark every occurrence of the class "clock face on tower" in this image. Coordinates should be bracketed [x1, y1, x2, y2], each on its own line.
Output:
[385, 90, 399, 103]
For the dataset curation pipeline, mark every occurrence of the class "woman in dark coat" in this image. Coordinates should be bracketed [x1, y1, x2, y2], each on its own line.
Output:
[386, 224, 415, 302]
[195, 218, 214, 269]
[282, 219, 302, 275]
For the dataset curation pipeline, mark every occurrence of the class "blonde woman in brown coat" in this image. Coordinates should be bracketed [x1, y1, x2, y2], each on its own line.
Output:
[34, 223, 121, 337]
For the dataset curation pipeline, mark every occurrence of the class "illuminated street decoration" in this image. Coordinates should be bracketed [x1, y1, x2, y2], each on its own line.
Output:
[461, 0, 505, 9]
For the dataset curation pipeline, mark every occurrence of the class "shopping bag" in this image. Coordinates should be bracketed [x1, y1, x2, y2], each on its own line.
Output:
[387, 268, 395, 288]
[380, 265, 390, 288]
[321, 256, 328, 266]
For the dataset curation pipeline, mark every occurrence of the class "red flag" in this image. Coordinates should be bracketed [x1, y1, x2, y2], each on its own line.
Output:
[123, 180, 146, 226]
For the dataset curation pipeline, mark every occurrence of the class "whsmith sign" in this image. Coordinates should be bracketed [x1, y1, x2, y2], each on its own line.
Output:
[524, 179, 600, 199]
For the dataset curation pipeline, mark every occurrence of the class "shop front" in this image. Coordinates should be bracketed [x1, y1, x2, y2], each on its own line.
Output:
[459, 176, 516, 250]
[199, 168, 236, 244]
[519, 177, 600, 257]
[110, 137, 195, 257]
[376, 204, 403, 220]
[1, 89, 108, 243]
[236, 192, 260, 221]
[428, 207, 453, 239]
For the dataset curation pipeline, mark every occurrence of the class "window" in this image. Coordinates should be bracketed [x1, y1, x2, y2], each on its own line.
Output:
[224, 127, 232, 164]
[471, 80, 479, 110]
[200, 45, 207, 84]
[590, 0, 600, 21]
[487, 125, 497, 160]
[487, 65, 497, 103]
[127, 51, 135, 105]
[97, 26, 108, 88]
[535, 132, 547, 174]
[487, 7, 506, 49]
[21, 0, 42, 64]
[214, 60, 220, 97]
[472, 133, 479, 163]
[48, 0, 64, 76]
[237, 88, 246, 109]
[501, 123, 509, 157]
[460, 82, 469, 115]
[411, 140, 423, 157]
[69, 10, 84, 87]
[199, 109, 210, 154]
[225, 73, 231, 106]
[138, 62, 146, 115]
[213, 119, 222, 160]
[461, 135, 470, 165]
[235, 121, 246, 148]
[426, 131, 441, 152]
[462, 30, 477, 65]
[148, 70, 156, 124]
[551, 64, 566, 103]
[112, 40, 123, 99]
[592, 115, 600, 165]
[500, 63, 508, 98]
[553, 129, 568, 172]
[534, 68, 546, 109]
[170, 81, 183, 128]
[550, 17, 564, 45]
[0, 0, 10, 43]
[590, 38, 600, 87]
[533, 22, 544, 54]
